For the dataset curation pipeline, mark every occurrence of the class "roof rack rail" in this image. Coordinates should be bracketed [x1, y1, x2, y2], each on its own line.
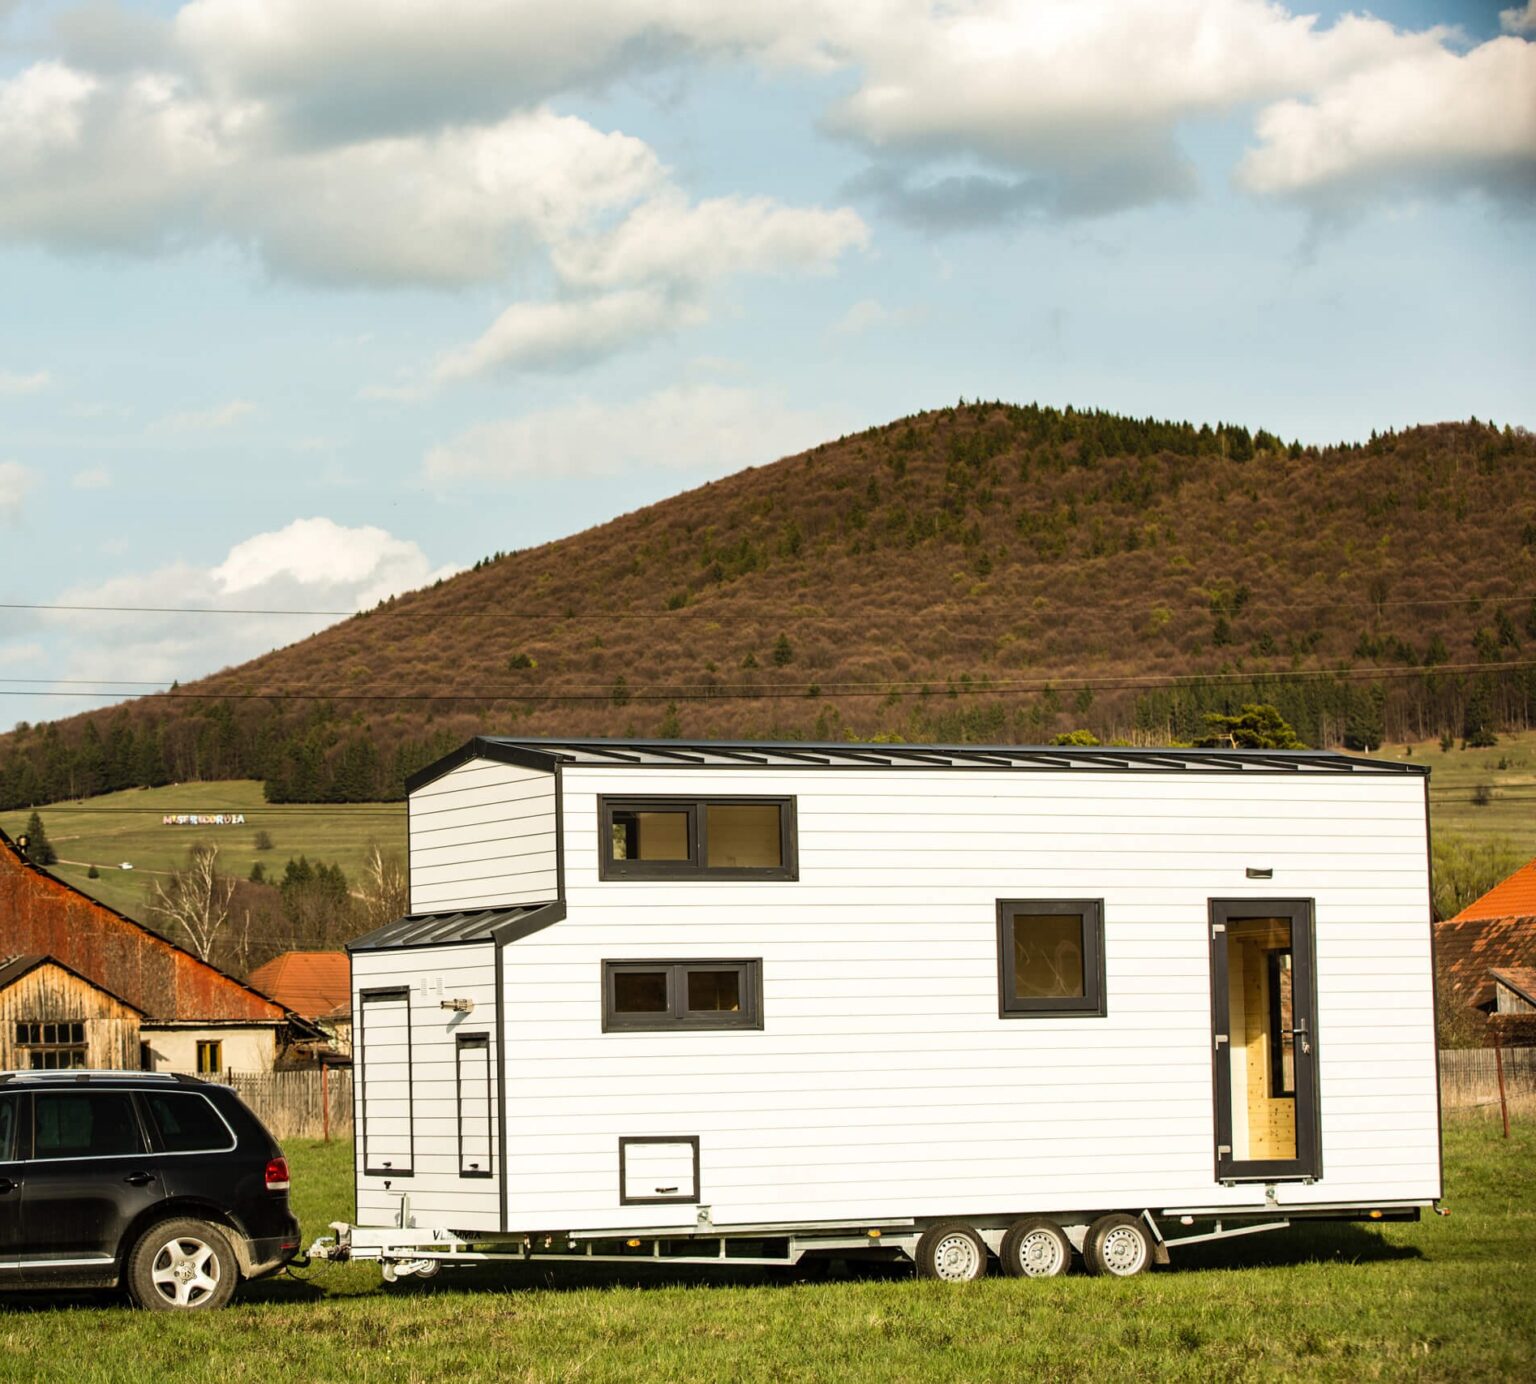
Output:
[0, 1069, 182, 1084]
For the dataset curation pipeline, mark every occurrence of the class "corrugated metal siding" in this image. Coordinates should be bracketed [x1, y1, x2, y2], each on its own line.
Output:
[0, 835, 286, 1022]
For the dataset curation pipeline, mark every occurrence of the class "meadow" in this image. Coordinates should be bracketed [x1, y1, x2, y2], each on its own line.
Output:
[1382, 729, 1536, 861]
[0, 1117, 1530, 1382]
[0, 781, 405, 922]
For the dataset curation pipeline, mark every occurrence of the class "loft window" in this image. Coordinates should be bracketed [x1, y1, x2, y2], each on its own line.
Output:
[603, 960, 763, 1032]
[196, 1040, 223, 1075]
[16, 1020, 87, 1070]
[600, 797, 797, 880]
[997, 900, 1107, 1018]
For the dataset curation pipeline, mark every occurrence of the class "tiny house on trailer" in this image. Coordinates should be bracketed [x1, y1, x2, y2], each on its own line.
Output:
[321, 737, 1441, 1281]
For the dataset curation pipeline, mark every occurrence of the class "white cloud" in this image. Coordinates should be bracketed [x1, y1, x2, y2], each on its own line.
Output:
[425, 383, 843, 482]
[70, 467, 112, 491]
[829, 297, 922, 335]
[552, 193, 869, 290]
[35, 518, 460, 695]
[0, 461, 37, 522]
[156, 399, 256, 431]
[1503, 5, 1536, 36]
[1239, 37, 1536, 211]
[433, 289, 700, 380]
[0, 369, 51, 396]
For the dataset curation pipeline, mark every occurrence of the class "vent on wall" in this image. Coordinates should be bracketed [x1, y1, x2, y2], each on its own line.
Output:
[1246, 867, 1274, 880]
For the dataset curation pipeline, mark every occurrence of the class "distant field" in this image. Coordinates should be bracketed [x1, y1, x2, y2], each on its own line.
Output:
[1370, 728, 1536, 860]
[0, 781, 404, 922]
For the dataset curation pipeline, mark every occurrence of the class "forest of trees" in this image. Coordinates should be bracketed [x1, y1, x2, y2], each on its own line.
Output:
[1, 402, 1533, 809]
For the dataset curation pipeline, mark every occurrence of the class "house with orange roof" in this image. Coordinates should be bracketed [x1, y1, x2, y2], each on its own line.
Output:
[1435, 858, 1536, 1045]
[248, 951, 352, 1059]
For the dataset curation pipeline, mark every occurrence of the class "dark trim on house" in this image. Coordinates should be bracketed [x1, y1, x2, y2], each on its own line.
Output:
[404, 737, 562, 795]
[1424, 773, 1445, 1203]
[553, 761, 567, 902]
[1207, 898, 1322, 1185]
[597, 796, 798, 881]
[618, 1135, 701, 1206]
[454, 1032, 494, 1179]
[359, 986, 414, 1179]
[995, 900, 1107, 1018]
[494, 943, 509, 1233]
[601, 959, 764, 1032]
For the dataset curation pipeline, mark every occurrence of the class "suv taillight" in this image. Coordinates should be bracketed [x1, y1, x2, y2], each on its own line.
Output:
[265, 1157, 291, 1192]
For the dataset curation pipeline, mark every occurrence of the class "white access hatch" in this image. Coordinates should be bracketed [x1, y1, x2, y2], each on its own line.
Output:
[620, 1137, 700, 1205]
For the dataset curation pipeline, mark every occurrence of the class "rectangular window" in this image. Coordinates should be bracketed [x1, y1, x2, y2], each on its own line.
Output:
[455, 1034, 493, 1179]
[196, 1040, 223, 1075]
[997, 899, 1107, 1018]
[0, 1093, 17, 1161]
[603, 960, 763, 1032]
[17, 1020, 87, 1069]
[33, 1091, 145, 1159]
[142, 1091, 236, 1154]
[599, 797, 797, 880]
[359, 987, 414, 1177]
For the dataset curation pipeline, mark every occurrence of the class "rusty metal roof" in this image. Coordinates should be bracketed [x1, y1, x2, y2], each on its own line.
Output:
[0, 827, 288, 1023]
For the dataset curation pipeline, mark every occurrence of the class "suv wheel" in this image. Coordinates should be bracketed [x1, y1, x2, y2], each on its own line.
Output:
[128, 1218, 238, 1311]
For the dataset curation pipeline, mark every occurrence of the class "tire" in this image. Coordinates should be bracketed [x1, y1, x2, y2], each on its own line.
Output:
[127, 1218, 238, 1311]
[998, 1216, 1072, 1279]
[1082, 1213, 1153, 1278]
[913, 1221, 989, 1282]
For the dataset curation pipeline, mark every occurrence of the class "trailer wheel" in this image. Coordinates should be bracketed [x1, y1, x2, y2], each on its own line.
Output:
[914, 1222, 989, 1282]
[1082, 1214, 1153, 1278]
[999, 1217, 1072, 1278]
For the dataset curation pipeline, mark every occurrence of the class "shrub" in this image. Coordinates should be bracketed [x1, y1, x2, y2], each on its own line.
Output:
[254, 829, 274, 852]
[772, 634, 794, 667]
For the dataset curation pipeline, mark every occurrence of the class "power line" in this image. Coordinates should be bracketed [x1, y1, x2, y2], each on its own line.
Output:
[0, 656, 1533, 705]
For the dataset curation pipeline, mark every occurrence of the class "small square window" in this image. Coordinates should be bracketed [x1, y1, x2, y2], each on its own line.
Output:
[997, 900, 1106, 1018]
[604, 961, 762, 1031]
[196, 1040, 223, 1075]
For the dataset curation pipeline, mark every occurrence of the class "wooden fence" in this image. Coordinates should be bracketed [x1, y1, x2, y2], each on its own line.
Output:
[219, 1050, 1532, 1144]
[1438, 1046, 1536, 1112]
[225, 1069, 353, 1141]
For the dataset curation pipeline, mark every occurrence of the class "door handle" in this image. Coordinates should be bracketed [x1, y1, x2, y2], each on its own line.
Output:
[123, 1172, 156, 1187]
[0, 1177, 18, 1194]
[1287, 1024, 1312, 1056]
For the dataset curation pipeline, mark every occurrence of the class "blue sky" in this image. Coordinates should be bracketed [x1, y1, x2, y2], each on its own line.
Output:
[0, 0, 1532, 730]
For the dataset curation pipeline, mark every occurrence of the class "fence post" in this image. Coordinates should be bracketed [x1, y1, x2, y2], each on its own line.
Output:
[321, 1062, 331, 1144]
[1495, 1040, 1510, 1138]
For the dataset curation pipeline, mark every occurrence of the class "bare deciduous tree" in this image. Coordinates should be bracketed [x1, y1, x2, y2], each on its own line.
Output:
[357, 842, 408, 936]
[149, 842, 236, 961]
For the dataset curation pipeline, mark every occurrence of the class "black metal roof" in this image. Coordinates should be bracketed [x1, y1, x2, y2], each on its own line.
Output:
[407, 735, 1427, 791]
[348, 901, 565, 953]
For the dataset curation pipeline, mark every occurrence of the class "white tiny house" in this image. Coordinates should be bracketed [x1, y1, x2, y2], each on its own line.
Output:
[334, 738, 1440, 1280]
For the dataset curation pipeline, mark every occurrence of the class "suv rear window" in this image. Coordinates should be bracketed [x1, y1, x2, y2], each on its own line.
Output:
[142, 1090, 236, 1153]
[34, 1092, 145, 1158]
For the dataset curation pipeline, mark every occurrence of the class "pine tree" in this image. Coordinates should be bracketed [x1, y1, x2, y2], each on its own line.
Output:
[21, 811, 57, 865]
[772, 633, 794, 667]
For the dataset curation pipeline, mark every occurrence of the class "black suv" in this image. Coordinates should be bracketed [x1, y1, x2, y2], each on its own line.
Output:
[0, 1071, 300, 1310]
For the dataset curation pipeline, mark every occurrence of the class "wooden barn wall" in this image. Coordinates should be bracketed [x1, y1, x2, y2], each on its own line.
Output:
[0, 965, 142, 1070]
[0, 839, 284, 1022]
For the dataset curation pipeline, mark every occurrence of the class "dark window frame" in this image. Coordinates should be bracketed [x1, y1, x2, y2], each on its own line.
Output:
[455, 1032, 494, 1180]
[359, 985, 415, 1178]
[996, 898, 1107, 1018]
[598, 796, 798, 881]
[602, 959, 764, 1032]
[140, 1089, 238, 1155]
[28, 1088, 150, 1162]
[618, 1135, 701, 1206]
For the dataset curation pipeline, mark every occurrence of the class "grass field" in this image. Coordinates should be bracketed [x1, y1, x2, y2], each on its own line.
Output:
[0, 781, 405, 921]
[0, 1117, 1531, 1382]
[1374, 729, 1536, 861]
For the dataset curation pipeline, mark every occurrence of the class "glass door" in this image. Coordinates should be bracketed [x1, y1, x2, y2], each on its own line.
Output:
[1209, 900, 1320, 1182]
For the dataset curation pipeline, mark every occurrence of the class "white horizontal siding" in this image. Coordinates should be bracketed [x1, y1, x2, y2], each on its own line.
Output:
[352, 944, 502, 1232]
[408, 757, 557, 912]
[479, 764, 1436, 1231]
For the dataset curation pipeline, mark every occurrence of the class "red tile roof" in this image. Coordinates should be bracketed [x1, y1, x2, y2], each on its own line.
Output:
[248, 951, 351, 1019]
[1452, 858, 1536, 922]
[1435, 916, 1536, 1009]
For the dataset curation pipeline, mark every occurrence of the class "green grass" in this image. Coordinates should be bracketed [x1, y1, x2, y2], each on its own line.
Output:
[1371, 729, 1536, 861]
[1, 1119, 1532, 1381]
[0, 781, 404, 922]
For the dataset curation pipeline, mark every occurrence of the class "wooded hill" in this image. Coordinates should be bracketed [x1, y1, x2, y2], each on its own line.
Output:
[3, 402, 1534, 807]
